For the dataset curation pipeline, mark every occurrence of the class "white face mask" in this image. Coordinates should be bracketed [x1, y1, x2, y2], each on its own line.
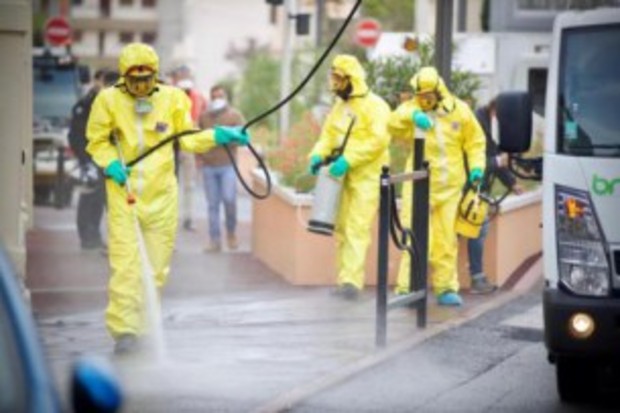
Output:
[134, 98, 153, 115]
[209, 97, 227, 113]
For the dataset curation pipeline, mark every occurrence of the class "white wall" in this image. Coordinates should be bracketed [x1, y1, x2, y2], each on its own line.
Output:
[0, 0, 31, 278]
[104, 31, 130, 56]
[111, 0, 158, 20]
[179, 0, 276, 94]
[72, 30, 99, 56]
[71, 0, 100, 18]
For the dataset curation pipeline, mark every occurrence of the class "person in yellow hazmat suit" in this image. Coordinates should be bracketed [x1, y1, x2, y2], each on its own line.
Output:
[307, 55, 391, 300]
[388, 66, 486, 306]
[86, 43, 250, 354]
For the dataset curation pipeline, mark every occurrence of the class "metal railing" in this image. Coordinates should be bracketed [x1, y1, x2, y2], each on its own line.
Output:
[376, 137, 430, 347]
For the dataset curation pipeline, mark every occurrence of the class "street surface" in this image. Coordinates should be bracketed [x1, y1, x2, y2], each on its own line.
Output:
[27, 186, 611, 412]
[293, 290, 620, 413]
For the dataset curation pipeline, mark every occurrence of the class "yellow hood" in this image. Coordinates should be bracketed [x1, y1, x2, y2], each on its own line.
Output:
[410, 66, 455, 113]
[331, 54, 369, 98]
[118, 43, 159, 76]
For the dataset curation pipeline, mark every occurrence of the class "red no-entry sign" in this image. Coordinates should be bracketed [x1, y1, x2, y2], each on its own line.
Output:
[354, 18, 381, 48]
[44, 17, 72, 47]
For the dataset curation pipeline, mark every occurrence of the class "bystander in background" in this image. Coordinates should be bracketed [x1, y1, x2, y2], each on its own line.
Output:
[198, 85, 245, 252]
[467, 98, 524, 294]
[68, 68, 119, 251]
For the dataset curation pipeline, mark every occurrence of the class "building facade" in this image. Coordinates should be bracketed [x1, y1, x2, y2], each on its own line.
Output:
[69, 0, 159, 70]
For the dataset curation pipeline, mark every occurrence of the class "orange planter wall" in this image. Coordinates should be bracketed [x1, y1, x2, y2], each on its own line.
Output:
[253, 173, 542, 290]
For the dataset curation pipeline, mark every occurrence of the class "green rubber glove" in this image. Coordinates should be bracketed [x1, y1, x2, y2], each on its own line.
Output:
[469, 167, 484, 185]
[214, 126, 250, 146]
[411, 109, 433, 130]
[308, 154, 323, 176]
[329, 156, 349, 178]
[105, 160, 130, 186]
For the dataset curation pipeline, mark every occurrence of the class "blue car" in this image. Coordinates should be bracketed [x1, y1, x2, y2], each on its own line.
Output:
[0, 247, 122, 413]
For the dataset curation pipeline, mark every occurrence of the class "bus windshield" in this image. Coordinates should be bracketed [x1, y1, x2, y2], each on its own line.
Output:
[33, 65, 80, 128]
[558, 24, 620, 157]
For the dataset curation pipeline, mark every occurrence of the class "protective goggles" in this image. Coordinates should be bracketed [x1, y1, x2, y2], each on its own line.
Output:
[125, 66, 156, 97]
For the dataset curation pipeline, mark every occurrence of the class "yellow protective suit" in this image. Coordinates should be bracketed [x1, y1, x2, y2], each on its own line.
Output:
[388, 67, 485, 296]
[309, 55, 391, 290]
[86, 43, 217, 338]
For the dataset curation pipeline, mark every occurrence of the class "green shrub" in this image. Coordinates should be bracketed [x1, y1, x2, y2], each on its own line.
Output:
[266, 112, 321, 193]
[236, 52, 281, 130]
[364, 39, 481, 109]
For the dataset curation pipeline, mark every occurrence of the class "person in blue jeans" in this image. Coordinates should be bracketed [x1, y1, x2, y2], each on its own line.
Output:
[197, 85, 246, 252]
[469, 98, 524, 294]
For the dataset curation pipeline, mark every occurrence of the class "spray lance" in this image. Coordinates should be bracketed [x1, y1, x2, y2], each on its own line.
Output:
[307, 115, 356, 236]
[120, 0, 363, 200]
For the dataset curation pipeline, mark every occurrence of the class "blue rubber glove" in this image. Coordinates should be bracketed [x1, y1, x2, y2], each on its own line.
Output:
[329, 156, 349, 178]
[214, 126, 250, 146]
[411, 109, 433, 130]
[469, 167, 484, 185]
[308, 154, 323, 176]
[105, 160, 129, 186]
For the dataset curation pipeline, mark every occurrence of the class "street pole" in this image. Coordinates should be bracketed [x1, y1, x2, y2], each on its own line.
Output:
[435, 0, 454, 89]
[316, 0, 324, 47]
[279, 0, 297, 142]
[458, 0, 467, 32]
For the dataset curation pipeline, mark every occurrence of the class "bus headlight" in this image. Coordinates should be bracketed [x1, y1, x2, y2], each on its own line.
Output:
[556, 186, 610, 297]
[568, 312, 595, 339]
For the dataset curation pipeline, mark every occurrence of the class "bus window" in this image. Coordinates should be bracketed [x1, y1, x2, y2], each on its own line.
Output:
[558, 24, 620, 157]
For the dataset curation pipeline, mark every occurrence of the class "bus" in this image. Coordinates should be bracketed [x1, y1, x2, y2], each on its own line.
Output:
[497, 7, 620, 402]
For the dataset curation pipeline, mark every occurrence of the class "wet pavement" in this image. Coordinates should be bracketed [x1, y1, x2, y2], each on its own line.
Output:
[27, 191, 540, 412]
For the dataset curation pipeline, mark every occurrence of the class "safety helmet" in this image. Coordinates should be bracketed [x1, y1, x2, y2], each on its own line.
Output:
[455, 185, 489, 239]
[410, 67, 446, 111]
[119, 43, 159, 97]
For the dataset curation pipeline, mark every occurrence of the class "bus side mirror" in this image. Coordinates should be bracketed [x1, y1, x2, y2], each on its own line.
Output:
[496, 92, 533, 153]
[79, 65, 91, 85]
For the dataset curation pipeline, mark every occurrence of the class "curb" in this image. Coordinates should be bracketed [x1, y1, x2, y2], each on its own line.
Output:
[253, 254, 544, 413]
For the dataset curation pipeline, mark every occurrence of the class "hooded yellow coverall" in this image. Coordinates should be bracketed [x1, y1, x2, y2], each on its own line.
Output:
[388, 68, 486, 296]
[86, 43, 218, 338]
[309, 55, 391, 290]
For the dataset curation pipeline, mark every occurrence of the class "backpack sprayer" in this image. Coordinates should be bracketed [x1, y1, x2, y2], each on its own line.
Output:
[455, 183, 489, 239]
[455, 173, 514, 239]
[307, 116, 356, 236]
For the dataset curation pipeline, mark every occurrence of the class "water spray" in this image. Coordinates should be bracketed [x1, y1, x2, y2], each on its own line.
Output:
[112, 133, 166, 361]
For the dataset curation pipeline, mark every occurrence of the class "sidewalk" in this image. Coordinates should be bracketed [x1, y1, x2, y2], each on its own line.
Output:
[27, 191, 542, 412]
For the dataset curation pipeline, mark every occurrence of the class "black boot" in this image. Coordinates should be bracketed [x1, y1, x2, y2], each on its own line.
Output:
[330, 283, 360, 301]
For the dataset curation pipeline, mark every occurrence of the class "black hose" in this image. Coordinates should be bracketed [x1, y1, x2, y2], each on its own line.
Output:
[124, 129, 273, 199]
[125, 129, 200, 168]
[241, 0, 363, 133]
[388, 187, 423, 283]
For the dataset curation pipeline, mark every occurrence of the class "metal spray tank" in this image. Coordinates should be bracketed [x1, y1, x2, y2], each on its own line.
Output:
[307, 116, 356, 236]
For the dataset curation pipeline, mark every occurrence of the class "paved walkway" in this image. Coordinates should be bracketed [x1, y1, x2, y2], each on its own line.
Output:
[27, 190, 542, 412]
